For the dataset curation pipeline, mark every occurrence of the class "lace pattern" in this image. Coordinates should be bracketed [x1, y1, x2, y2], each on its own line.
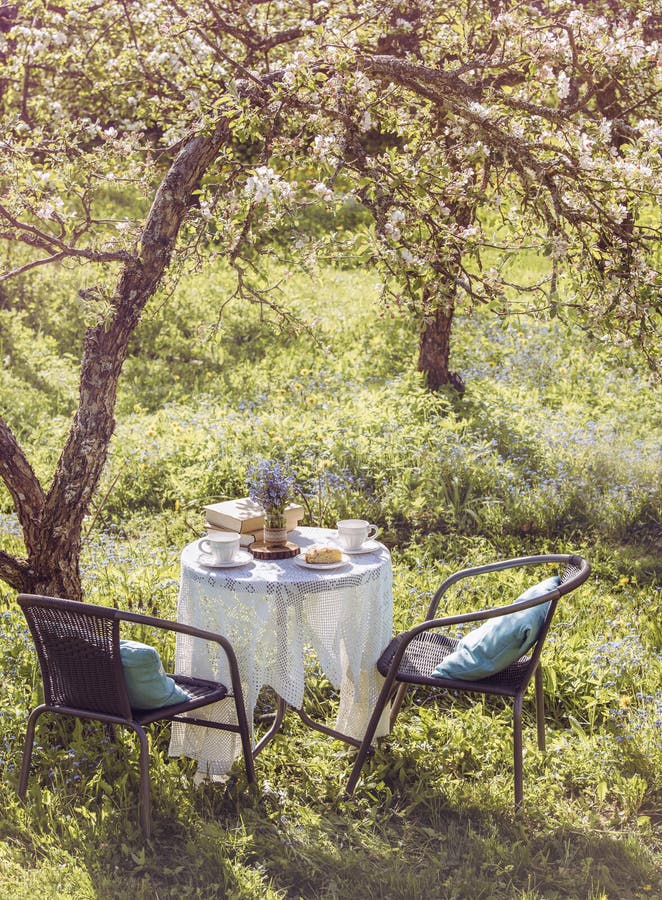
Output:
[169, 527, 393, 780]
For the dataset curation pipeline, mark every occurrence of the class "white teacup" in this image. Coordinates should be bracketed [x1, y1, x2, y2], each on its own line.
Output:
[336, 519, 380, 550]
[198, 530, 240, 564]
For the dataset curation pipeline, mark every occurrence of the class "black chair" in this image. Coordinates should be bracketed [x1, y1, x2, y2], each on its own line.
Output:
[16, 593, 255, 837]
[346, 554, 590, 809]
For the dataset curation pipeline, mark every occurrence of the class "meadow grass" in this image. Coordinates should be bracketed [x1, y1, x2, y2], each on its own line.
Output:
[0, 263, 660, 898]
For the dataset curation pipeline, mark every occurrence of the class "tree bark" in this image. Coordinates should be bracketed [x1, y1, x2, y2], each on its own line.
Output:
[0, 120, 232, 600]
[416, 204, 474, 393]
[417, 294, 464, 392]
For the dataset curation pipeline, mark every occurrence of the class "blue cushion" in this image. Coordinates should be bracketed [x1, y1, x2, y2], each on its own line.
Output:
[431, 575, 561, 681]
[119, 639, 191, 709]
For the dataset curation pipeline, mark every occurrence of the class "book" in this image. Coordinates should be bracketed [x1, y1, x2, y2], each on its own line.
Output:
[204, 524, 259, 547]
[203, 497, 305, 534]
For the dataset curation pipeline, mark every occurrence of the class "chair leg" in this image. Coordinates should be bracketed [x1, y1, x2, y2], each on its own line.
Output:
[235, 696, 257, 783]
[252, 694, 286, 759]
[534, 666, 546, 751]
[513, 695, 524, 811]
[389, 683, 409, 730]
[346, 678, 398, 795]
[18, 706, 47, 800]
[128, 725, 152, 839]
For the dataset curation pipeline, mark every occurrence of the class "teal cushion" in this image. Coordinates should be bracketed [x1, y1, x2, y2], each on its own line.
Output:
[432, 575, 561, 681]
[119, 639, 191, 709]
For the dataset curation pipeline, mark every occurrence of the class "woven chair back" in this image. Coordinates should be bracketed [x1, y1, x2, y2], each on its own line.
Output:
[19, 596, 132, 719]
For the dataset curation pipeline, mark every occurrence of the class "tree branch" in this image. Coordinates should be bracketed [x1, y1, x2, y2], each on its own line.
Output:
[40, 118, 235, 554]
[0, 417, 45, 544]
[0, 201, 136, 281]
[0, 203, 71, 253]
[0, 548, 31, 594]
[0, 247, 134, 282]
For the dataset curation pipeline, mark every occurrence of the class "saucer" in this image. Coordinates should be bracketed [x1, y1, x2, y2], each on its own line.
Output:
[198, 550, 253, 569]
[293, 553, 349, 571]
[334, 539, 381, 555]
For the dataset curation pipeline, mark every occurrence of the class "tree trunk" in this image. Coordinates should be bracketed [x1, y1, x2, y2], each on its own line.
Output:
[416, 202, 473, 393]
[417, 286, 465, 394]
[0, 121, 232, 600]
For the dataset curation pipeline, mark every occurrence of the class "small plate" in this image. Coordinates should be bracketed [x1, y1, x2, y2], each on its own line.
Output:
[293, 553, 349, 570]
[333, 539, 381, 555]
[198, 550, 253, 569]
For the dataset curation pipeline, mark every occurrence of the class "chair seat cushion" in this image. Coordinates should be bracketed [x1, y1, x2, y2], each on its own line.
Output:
[120, 640, 191, 709]
[431, 575, 561, 681]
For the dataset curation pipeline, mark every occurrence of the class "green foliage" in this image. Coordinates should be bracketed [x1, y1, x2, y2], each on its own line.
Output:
[0, 262, 660, 897]
[0, 308, 78, 436]
[77, 264, 659, 548]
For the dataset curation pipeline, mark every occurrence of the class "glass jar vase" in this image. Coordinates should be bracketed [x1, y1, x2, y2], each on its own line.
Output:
[263, 513, 288, 548]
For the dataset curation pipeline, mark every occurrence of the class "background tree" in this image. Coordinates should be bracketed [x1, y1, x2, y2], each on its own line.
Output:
[0, 0, 659, 598]
[250, 1, 661, 388]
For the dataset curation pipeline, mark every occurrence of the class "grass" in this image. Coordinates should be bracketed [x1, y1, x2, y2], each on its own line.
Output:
[0, 261, 660, 898]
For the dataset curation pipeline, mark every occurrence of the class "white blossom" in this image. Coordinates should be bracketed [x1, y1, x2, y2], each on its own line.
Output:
[353, 72, 372, 95]
[198, 200, 214, 221]
[359, 110, 373, 133]
[36, 201, 55, 219]
[468, 102, 490, 120]
[598, 118, 612, 142]
[313, 182, 334, 200]
[557, 71, 570, 100]
[312, 134, 341, 164]
[245, 166, 292, 205]
[637, 119, 662, 142]
[610, 204, 629, 225]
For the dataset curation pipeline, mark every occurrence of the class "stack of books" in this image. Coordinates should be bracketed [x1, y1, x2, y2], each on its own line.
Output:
[203, 497, 305, 547]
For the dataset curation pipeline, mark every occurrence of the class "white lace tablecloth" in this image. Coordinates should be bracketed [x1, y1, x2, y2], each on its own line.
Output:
[168, 527, 393, 780]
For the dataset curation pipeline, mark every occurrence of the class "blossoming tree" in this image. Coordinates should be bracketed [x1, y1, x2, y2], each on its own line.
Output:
[0, 0, 659, 598]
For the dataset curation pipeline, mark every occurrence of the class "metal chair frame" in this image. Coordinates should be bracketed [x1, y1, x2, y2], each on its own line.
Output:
[16, 593, 256, 838]
[345, 554, 590, 809]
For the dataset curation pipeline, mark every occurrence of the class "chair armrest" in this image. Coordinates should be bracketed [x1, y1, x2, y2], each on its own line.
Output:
[16, 593, 247, 704]
[425, 553, 588, 619]
[415, 589, 559, 637]
[116, 609, 243, 696]
[118, 608, 233, 650]
[385, 554, 588, 681]
[385, 587, 560, 678]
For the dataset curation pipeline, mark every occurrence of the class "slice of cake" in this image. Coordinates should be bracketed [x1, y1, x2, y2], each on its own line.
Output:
[304, 545, 343, 564]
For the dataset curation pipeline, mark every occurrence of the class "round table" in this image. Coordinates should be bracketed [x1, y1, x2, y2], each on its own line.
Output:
[168, 527, 393, 781]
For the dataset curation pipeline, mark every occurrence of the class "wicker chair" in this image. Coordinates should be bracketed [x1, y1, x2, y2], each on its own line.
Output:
[346, 554, 590, 809]
[16, 593, 255, 838]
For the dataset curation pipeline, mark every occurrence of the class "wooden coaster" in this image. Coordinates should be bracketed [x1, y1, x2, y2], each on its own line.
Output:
[249, 541, 300, 560]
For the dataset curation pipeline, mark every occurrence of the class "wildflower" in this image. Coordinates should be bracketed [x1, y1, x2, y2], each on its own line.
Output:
[246, 458, 295, 526]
